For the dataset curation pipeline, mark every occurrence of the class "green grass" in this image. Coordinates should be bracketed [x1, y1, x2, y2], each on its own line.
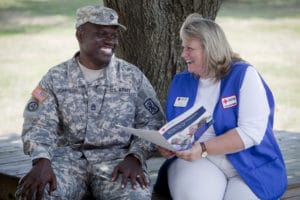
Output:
[217, 0, 300, 132]
[0, 0, 102, 35]
[220, 0, 300, 19]
[0, 0, 101, 15]
[0, 0, 100, 134]
[0, 0, 299, 134]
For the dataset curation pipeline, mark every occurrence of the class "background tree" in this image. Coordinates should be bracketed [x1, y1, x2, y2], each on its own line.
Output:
[103, 0, 222, 106]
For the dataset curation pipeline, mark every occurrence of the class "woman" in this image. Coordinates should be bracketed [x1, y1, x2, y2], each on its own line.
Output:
[154, 13, 287, 200]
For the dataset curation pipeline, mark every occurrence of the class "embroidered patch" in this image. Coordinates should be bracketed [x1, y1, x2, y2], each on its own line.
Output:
[32, 86, 48, 103]
[221, 95, 237, 109]
[109, 87, 131, 93]
[144, 98, 159, 115]
[27, 101, 39, 112]
[174, 97, 189, 107]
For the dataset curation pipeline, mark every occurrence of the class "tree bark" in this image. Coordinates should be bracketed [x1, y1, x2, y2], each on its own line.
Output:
[103, 0, 222, 106]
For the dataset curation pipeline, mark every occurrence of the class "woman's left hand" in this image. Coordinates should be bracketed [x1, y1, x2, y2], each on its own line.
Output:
[175, 143, 202, 161]
[156, 145, 176, 158]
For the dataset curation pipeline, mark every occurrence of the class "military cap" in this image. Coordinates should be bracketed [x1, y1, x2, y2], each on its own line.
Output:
[76, 5, 126, 30]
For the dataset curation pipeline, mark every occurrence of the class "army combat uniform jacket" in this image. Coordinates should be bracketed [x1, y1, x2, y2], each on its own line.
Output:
[22, 53, 165, 164]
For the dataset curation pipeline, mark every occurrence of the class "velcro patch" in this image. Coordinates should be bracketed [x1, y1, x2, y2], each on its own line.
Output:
[144, 98, 159, 115]
[27, 100, 39, 112]
[32, 86, 48, 103]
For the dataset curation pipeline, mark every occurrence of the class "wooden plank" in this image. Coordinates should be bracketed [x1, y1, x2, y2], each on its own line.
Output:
[0, 132, 299, 200]
[0, 165, 31, 178]
[281, 184, 300, 199]
[0, 152, 29, 161]
[0, 157, 31, 167]
[0, 144, 22, 150]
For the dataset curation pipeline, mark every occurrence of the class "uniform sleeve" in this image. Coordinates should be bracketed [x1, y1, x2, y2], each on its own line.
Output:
[236, 67, 270, 149]
[126, 73, 165, 162]
[22, 73, 59, 161]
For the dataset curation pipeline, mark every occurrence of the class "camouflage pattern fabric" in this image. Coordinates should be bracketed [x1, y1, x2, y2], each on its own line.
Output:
[75, 5, 126, 30]
[16, 147, 152, 199]
[17, 52, 165, 199]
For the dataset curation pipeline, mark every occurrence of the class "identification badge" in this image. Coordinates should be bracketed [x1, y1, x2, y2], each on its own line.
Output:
[221, 95, 237, 109]
[174, 97, 189, 107]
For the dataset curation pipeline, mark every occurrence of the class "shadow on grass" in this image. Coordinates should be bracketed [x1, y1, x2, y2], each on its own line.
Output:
[0, 0, 101, 35]
[0, 0, 102, 17]
[13, 0, 295, 19]
[219, 0, 300, 19]
[1, 0, 300, 35]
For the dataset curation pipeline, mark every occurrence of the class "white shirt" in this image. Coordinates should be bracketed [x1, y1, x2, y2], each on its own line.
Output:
[78, 61, 104, 83]
[195, 67, 269, 149]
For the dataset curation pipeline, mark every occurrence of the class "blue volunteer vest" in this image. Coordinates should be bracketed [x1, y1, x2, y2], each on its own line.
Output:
[155, 62, 287, 200]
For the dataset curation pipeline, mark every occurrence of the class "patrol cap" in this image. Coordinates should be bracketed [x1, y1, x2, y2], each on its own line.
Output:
[75, 5, 126, 30]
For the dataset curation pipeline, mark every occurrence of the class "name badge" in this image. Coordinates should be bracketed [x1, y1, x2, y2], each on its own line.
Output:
[222, 95, 237, 109]
[174, 97, 189, 107]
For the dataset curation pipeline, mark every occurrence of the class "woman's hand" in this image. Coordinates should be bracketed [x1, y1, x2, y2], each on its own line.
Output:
[175, 143, 202, 161]
[156, 145, 176, 158]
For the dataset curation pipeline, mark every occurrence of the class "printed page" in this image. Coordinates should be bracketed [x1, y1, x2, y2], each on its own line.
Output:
[158, 104, 209, 150]
[117, 126, 176, 151]
[118, 103, 212, 151]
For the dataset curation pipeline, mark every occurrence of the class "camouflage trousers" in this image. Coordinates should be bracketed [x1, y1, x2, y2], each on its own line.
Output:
[16, 147, 151, 200]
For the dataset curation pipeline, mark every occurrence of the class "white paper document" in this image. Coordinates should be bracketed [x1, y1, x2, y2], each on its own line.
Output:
[118, 126, 176, 151]
[118, 103, 213, 151]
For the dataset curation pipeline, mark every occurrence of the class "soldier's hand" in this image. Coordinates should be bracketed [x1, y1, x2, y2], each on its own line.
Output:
[20, 158, 57, 200]
[112, 154, 147, 190]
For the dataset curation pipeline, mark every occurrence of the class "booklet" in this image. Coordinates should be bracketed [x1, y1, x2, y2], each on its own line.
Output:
[117, 104, 213, 151]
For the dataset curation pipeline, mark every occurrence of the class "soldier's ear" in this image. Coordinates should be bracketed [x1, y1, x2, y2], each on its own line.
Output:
[76, 28, 84, 43]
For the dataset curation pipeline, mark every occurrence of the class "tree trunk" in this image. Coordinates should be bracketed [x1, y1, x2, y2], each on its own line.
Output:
[103, 0, 222, 106]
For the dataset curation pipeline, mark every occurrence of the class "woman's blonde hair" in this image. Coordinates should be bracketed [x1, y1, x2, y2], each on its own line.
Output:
[180, 13, 243, 80]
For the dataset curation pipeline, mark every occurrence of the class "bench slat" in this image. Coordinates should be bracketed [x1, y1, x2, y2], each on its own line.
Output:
[0, 132, 299, 200]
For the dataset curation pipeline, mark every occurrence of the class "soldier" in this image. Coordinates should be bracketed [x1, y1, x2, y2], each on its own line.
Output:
[16, 5, 164, 200]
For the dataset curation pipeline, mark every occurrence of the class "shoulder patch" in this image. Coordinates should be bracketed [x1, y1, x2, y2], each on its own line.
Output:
[32, 86, 48, 103]
[27, 100, 39, 112]
[144, 98, 159, 115]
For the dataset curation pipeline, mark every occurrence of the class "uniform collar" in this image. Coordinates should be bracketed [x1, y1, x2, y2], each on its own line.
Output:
[68, 52, 117, 88]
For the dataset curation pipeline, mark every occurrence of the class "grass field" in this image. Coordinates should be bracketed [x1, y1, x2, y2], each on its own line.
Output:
[0, 0, 299, 135]
[217, 0, 300, 132]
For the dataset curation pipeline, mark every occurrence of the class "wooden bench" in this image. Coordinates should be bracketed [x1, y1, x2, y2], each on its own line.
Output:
[0, 131, 299, 200]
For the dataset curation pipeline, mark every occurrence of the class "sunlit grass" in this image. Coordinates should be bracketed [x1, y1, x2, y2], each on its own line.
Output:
[0, 0, 299, 133]
[0, 0, 101, 35]
[217, 0, 300, 132]
[220, 0, 300, 18]
[0, 0, 100, 134]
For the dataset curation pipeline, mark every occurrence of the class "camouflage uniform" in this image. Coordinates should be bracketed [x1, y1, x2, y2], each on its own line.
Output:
[16, 53, 165, 200]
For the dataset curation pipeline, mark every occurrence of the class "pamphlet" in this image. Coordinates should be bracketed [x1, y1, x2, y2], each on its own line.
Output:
[118, 104, 213, 151]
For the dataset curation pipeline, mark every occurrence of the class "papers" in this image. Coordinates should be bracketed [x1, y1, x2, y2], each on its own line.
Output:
[119, 126, 176, 151]
[118, 104, 213, 151]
